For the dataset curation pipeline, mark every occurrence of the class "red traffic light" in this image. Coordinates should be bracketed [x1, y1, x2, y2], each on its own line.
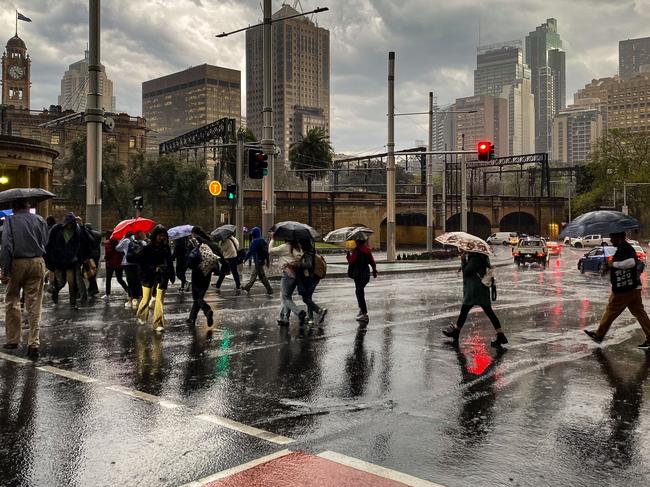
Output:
[477, 140, 493, 161]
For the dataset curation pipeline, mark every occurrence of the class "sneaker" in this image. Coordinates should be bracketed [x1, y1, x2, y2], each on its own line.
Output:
[154, 326, 164, 333]
[357, 314, 369, 323]
[318, 308, 328, 325]
[584, 329, 603, 344]
[206, 310, 214, 327]
[137, 318, 146, 326]
[307, 318, 315, 326]
[442, 325, 460, 341]
[491, 332, 509, 349]
[149, 298, 155, 308]
[236, 288, 242, 296]
[277, 319, 289, 327]
[124, 300, 132, 308]
[638, 340, 650, 349]
[356, 311, 364, 319]
[101, 294, 110, 300]
[27, 346, 39, 360]
[298, 310, 307, 325]
[185, 318, 195, 326]
[131, 299, 139, 309]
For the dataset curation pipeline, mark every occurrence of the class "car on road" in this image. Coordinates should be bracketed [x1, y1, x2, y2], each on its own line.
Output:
[513, 237, 549, 267]
[487, 232, 519, 246]
[546, 240, 562, 256]
[571, 234, 612, 248]
[577, 246, 616, 274]
[633, 244, 646, 262]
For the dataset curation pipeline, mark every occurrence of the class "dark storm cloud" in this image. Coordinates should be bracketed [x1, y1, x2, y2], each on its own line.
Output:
[2, 1, 649, 153]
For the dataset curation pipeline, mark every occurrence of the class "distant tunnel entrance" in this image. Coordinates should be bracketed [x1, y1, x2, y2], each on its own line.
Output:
[445, 212, 491, 239]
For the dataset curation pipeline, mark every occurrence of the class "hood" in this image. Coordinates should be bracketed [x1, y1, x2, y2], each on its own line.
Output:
[63, 212, 77, 226]
[251, 227, 261, 239]
[150, 224, 168, 242]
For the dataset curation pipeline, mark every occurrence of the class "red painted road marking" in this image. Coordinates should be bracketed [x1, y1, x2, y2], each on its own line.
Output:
[203, 451, 421, 487]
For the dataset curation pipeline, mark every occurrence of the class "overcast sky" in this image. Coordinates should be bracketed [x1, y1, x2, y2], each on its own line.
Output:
[2, 0, 649, 154]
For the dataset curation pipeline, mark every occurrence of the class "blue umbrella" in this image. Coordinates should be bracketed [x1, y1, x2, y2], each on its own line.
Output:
[167, 224, 194, 241]
[559, 210, 640, 238]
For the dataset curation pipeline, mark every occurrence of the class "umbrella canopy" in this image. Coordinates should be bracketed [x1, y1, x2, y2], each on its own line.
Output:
[211, 224, 236, 241]
[168, 224, 194, 241]
[0, 188, 55, 207]
[323, 226, 374, 243]
[271, 221, 319, 241]
[110, 217, 156, 240]
[559, 210, 640, 238]
[435, 231, 492, 255]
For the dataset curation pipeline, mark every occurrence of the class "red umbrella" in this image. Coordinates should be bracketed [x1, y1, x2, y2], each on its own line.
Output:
[110, 217, 156, 240]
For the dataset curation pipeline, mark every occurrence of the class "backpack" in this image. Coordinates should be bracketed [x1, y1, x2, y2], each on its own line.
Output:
[126, 240, 145, 264]
[313, 253, 327, 279]
[186, 245, 202, 270]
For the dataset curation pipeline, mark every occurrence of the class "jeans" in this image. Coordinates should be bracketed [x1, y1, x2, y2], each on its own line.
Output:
[354, 274, 370, 315]
[280, 272, 302, 321]
[105, 267, 128, 295]
[456, 304, 501, 330]
[243, 262, 273, 293]
[53, 266, 78, 305]
[597, 289, 650, 339]
[215, 258, 241, 289]
[124, 265, 142, 300]
[298, 276, 322, 318]
[189, 271, 212, 323]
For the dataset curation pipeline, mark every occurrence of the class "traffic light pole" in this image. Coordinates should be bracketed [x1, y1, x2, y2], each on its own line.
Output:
[461, 135, 467, 232]
[236, 131, 244, 243]
[261, 0, 275, 236]
[426, 91, 433, 252]
[386, 52, 396, 262]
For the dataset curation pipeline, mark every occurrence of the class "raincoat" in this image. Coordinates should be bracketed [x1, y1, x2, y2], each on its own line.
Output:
[461, 253, 491, 307]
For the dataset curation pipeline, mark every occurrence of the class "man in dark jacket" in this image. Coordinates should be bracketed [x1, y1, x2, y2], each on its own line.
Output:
[585, 232, 650, 348]
[46, 212, 84, 308]
[241, 227, 272, 294]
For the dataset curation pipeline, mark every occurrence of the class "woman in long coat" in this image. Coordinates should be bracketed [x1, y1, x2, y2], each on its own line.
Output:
[443, 251, 508, 348]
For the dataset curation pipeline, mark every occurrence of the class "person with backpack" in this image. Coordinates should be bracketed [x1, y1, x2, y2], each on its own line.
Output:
[443, 251, 507, 349]
[297, 238, 327, 326]
[214, 235, 242, 293]
[103, 231, 128, 300]
[269, 237, 304, 326]
[136, 225, 174, 331]
[116, 230, 146, 309]
[346, 238, 377, 323]
[584, 231, 650, 349]
[241, 227, 273, 295]
[185, 226, 220, 327]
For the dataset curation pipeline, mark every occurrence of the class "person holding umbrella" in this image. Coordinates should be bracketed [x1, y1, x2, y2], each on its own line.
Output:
[0, 198, 49, 359]
[270, 237, 304, 326]
[241, 226, 273, 295]
[584, 231, 650, 349]
[437, 232, 507, 348]
[136, 225, 174, 331]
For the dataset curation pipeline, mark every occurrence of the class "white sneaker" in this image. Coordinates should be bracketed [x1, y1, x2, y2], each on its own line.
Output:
[101, 294, 109, 300]
[131, 299, 139, 309]
[154, 326, 164, 333]
[149, 298, 155, 308]
[357, 314, 369, 323]
[137, 318, 146, 326]
[124, 300, 132, 308]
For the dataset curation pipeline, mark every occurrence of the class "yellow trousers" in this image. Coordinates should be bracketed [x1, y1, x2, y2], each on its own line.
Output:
[136, 285, 166, 328]
[597, 289, 650, 339]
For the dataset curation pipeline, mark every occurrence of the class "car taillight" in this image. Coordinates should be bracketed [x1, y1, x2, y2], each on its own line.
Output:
[537, 252, 545, 257]
[513, 252, 520, 256]
[607, 256, 613, 262]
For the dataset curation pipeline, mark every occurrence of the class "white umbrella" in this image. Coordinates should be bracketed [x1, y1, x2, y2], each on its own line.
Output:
[435, 231, 492, 255]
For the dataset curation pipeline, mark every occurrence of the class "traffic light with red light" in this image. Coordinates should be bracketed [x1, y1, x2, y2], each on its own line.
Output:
[477, 140, 495, 161]
[248, 149, 268, 179]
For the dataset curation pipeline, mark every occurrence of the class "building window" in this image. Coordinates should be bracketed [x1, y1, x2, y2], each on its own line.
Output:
[129, 136, 136, 149]
[50, 134, 60, 145]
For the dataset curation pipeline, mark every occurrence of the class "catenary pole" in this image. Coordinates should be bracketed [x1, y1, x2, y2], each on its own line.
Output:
[426, 91, 433, 251]
[387, 52, 396, 262]
[85, 0, 103, 230]
[460, 133, 467, 232]
[236, 131, 244, 242]
[261, 0, 275, 235]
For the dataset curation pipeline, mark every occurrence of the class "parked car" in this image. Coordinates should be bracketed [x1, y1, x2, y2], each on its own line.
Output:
[546, 240, 562, 256]
[487, 232, 519, 246]
[513, 237, 548, 267]
[563, 236, 579, 246]
[577, 246, 616, 274]
[633, 244, 646, 262]
[571, 234, 612, 248]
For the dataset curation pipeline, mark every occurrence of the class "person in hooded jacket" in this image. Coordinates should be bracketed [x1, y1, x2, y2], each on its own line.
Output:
[241, 227, 273, 295]
[46, 212, 83, 308]
[296, 238, 327, 325]
[346, 238, 378, 323]
[136, 225, 174, 331]
[443, 251, 507, 349]
[185, 226, 219, 327]
[103, 231, 128, 299]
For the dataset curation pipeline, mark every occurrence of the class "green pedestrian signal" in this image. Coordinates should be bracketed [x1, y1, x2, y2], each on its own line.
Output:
[226, 183, 237, 200]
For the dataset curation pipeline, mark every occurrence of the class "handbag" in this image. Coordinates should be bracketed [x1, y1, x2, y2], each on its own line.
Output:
[83, 259, 97, 279]
[198, 243, 220, 276]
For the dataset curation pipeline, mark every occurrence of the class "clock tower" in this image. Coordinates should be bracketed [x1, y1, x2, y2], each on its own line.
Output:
[1, 34, 31, 110]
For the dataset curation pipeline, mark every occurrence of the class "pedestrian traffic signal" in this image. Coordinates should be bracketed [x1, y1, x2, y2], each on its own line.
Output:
[248, 149, 268, 179]
[133, 196, 144, 210]
[226, 183, 237, 201]
[477, 141, 495, 161]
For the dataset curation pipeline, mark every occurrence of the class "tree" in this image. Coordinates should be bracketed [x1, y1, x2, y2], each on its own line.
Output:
[289, 128, 334, 226]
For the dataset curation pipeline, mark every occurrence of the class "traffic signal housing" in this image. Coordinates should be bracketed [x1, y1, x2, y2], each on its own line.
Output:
[248, 149, 268, 179]
[477, 140, 495, 161]
[226, 183, 237, 201]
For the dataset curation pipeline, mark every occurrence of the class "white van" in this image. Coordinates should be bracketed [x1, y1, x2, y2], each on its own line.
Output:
[487, 232, 518, 246]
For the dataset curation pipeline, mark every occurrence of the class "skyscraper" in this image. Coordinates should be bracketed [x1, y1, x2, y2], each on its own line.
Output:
[453, 95, 509, 158]
[142, 64, 241, 141]
[474, 41, 535, 154]
[551, 99, 603, 165]
[619, 37, 650, 81]
[58, 50, 115, 112]
[246, 3, 330, 163]
[525, 18, 566, 153]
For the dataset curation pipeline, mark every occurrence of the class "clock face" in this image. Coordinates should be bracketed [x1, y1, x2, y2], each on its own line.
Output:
[9, 65, 24, 80]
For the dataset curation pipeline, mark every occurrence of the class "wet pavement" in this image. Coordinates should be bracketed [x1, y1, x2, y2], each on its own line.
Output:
[2, 246, 650, 486]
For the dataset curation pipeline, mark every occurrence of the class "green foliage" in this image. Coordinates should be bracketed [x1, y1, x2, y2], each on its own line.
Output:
[289, 128, 333, 181]
[574, 129, 650, 216]
[60, 137, 87, 207]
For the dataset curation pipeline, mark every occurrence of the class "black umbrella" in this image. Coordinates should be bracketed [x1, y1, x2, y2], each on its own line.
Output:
[0, 188, 55, 207]
[559, 210, 640, 238]
[210, 224, 236, 241]
[270, 221, 319, 241]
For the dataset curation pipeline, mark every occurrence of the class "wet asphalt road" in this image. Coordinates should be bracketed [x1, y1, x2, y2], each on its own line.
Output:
[2, 247, 650, 486]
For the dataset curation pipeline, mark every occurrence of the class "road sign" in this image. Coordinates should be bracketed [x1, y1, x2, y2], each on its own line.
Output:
[209, 180, 222, 196]
[622, 205, 629, 215]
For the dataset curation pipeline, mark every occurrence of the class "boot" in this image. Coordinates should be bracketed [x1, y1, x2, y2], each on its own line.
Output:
[442, 325, 460, 341]
[491, 332, 508, 349]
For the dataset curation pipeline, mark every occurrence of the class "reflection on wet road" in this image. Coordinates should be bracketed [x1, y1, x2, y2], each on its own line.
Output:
[2, 247, 650, 486]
